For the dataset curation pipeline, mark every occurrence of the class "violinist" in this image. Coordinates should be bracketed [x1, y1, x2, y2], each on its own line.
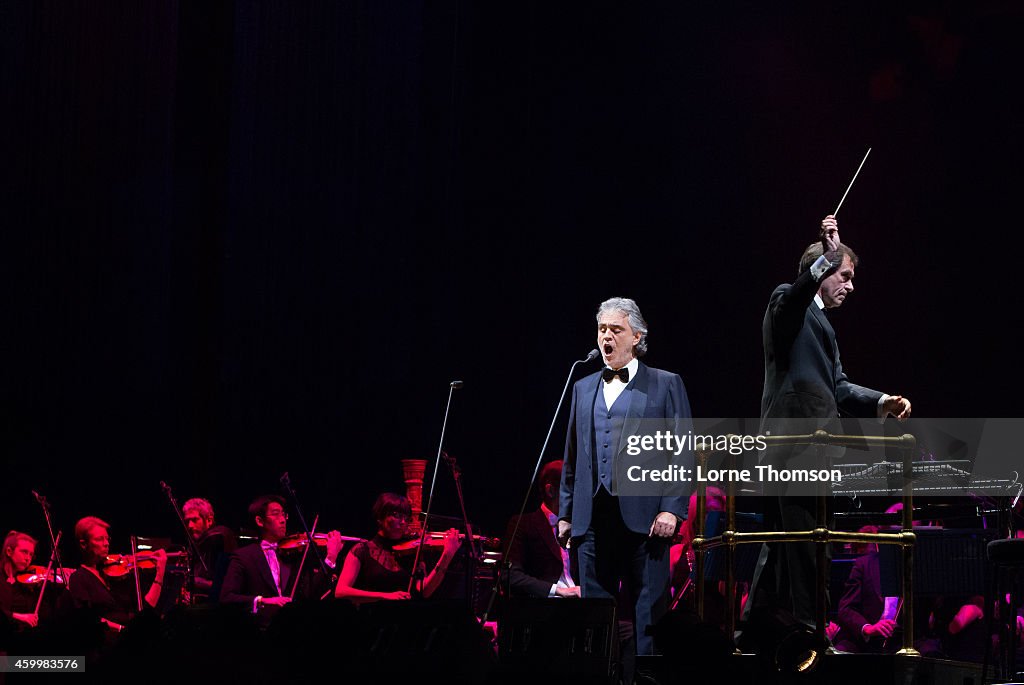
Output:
[219, 495, 343, 627]
[66, 516, 167, 633]
[335, 493, 459, 604]
[0, 531, 40, 630]
[182, 497, 237, 601]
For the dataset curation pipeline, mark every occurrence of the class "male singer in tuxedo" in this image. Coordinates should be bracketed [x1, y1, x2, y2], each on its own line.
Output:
[748, 215, 912, 632]
[219, 495, 343, 628]
[504, 460, 579, 598]
[557, 297, 692, 656]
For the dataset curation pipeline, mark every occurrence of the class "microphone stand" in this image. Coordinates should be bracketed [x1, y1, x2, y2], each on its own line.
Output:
[480, 350, 598, 625]
[279, 472, 332, 580]
[33, 531, 63, 617]
[443, 451, 478, 613]
[160, 481, 207, 604]
[407, 380, 463, 596]
[32, 491, 69, 586]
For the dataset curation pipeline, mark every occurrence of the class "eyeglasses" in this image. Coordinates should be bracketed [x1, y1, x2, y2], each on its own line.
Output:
[265, 509, 289, 520]
[385, 513, 412, 523]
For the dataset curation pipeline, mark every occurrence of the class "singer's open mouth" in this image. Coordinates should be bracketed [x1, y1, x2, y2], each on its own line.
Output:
[603, 344, 613, 354]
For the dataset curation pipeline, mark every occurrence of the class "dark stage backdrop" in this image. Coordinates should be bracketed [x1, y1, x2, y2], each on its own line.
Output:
[3, 2, 1022, 554]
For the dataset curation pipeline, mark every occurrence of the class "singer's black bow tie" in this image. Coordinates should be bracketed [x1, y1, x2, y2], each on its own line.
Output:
[602, 367, 629, 384]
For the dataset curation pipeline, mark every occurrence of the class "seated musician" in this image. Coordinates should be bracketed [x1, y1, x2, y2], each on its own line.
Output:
[503, 460, 579, 598]
[924, 594, 988, 661]
[334, 493, 459, 604]
[219, 495, 343, 626]
[1, 531, 41, 630]
[835, 526, 899, 653]
[669, 486, 726, 594]
[66, 516, 167, 633]
[182, 497, 237, 601]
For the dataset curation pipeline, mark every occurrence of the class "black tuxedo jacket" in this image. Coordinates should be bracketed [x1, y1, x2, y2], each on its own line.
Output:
[504, 508, 578, 598]
[219, 542, 328, 607]
[761, 267, 882, 422]
[561, 361, 691, 536]
[837, 552, 886, 649]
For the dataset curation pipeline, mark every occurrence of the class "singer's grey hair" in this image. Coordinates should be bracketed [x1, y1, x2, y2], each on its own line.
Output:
[596, 297, 648, 357]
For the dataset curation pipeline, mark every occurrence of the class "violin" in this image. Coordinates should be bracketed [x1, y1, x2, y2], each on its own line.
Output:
[391, 532, 500, 555]
[15, 566, 76, 585]
[276, 532, 364, 554]
[102, 551, 185, 577]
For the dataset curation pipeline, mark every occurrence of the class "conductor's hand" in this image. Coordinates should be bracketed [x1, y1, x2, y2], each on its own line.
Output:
[882, 395, 912, 421]
[820, 215, 841, 262]
[649, 512, 679, 539]
[557, 520, 572, 548]
[864, 618, 897, 638]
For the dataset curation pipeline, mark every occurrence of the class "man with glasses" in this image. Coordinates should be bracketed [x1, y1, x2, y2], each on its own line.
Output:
[220, 495, 343, 628]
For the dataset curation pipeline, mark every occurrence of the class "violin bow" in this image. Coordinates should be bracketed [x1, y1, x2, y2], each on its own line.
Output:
[288, 515, 318, 600]
[130, 535, 143, 613]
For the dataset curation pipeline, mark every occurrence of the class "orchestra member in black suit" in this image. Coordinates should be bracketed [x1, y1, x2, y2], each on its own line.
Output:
[219, 495, 342, 628]
[504, 460, 579, 598]
[182, 497, 237, 601]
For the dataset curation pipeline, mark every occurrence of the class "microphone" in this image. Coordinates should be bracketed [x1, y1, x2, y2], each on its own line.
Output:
[32, 490, 50, 511]
[584, 348, 600, 363]
[450, 380, 464, 389]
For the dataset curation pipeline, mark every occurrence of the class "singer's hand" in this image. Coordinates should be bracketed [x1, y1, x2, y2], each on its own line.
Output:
[555, 586, 581, 598]
[557, 520, 572, 548]
[649, 512, 679, 539]
[820, 215, 840, 262]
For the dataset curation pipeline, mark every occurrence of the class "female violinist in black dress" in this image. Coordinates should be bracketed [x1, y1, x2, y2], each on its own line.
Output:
[334, 493, 459, 603]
